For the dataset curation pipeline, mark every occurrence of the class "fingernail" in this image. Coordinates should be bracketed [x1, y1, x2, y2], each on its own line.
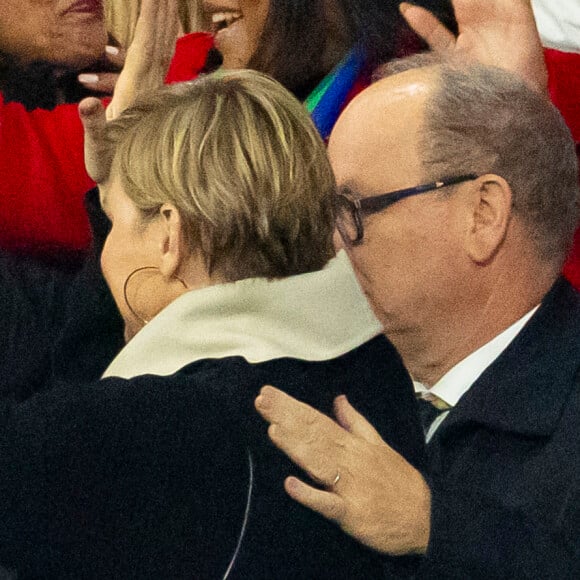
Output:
[78, 74, 99, 84]
[105, 45, 119, 56]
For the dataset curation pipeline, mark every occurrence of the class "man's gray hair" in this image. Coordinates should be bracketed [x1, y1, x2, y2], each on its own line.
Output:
[377, 57, 580, 265]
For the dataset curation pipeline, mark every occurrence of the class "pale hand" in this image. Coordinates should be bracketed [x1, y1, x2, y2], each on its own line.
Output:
[79, 0, 180, 183]
[400, 0, 548, 94]
[255, 386, 431, 555]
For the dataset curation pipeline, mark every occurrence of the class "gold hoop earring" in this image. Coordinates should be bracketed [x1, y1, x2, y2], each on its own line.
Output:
[123, 266, 188, 326]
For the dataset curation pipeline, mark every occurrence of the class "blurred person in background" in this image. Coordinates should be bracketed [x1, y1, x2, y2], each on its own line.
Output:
[0, 0, 204, 263]
[0, 0, 180, 398]
[104, 0, 205, 48]
[194, 0, 453, 135]
[0, 0, 118, 262]
[0, 0, 452, 261]
[0, 0, 115, 110]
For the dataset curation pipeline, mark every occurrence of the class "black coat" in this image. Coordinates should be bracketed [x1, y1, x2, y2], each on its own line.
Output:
[0, 189, 124, 402]
[0, 337, 425, 579]
[418, 278, 580, 579]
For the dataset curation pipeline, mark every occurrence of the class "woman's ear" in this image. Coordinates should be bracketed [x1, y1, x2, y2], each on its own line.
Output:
[465, 174, 513, 264]
[158, 203, 187, 278]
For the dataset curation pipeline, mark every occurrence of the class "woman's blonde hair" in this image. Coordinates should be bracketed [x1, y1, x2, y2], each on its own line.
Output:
[107, 70, 336, 281]
[105, 0, 205, 47]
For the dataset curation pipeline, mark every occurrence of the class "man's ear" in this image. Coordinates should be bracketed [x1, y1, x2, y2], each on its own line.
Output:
[465, 174, 512, 264]
[158, 203, 187, 278]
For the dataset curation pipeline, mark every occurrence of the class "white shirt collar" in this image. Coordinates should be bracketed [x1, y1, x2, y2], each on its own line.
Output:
[413, 306, 540, 407]
[103, 251, 382, 379]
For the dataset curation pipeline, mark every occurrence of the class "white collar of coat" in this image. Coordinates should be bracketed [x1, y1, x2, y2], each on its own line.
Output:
[103, 251, 382, 379]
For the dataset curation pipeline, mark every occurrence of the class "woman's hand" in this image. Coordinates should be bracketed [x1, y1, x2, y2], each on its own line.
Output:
[105, 0, 179, 121]
[400, 0, 548, 94]
[79, 0, 180, 183]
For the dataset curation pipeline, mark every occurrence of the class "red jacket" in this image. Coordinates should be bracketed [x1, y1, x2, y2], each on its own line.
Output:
[0, 99, 94, 255]
[0, 33, 213, 257]
[545, 48, 580, 287]
[2, 33, 580, 286]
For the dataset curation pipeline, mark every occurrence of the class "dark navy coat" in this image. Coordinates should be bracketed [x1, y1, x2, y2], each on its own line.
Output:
[418, 278, 580, 578]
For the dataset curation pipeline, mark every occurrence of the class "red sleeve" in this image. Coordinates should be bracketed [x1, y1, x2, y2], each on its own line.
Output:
[0, 96, 94, 254]
[0, 33, 214, 257]
[545, 48, 580, 289]
[165, 32, 214, 84]
[545, 48, 580, 144]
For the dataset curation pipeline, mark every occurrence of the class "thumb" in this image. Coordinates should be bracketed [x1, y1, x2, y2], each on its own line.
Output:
[78, 96, 106, 125]
[333, 395, 384, 445]
[79, 97, 112, 183]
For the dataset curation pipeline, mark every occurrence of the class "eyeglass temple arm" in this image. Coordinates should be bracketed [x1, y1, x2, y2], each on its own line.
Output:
[358, 173, 479, 213]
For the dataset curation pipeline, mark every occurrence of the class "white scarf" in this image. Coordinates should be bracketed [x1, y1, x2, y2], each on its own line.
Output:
[103, 251, 382, 379]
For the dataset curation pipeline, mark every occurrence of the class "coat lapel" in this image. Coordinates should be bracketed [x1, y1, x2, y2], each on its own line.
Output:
[432, 278, 580, 451]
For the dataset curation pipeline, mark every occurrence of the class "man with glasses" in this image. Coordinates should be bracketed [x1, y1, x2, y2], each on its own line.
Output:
[256, 59, 580, 577]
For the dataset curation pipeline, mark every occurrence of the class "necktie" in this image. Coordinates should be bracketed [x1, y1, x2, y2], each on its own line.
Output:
[416, 392, 452, 439]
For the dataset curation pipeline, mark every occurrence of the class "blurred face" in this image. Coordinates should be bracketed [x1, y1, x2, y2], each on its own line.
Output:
[0, 0, 107, 68]
[100, 177, 167, 341]
[328, 73, 471, 337]
[202, 0, 270, 69]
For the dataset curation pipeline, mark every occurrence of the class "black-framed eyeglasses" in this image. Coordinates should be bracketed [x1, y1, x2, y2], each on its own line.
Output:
[334, 174, 479, 246]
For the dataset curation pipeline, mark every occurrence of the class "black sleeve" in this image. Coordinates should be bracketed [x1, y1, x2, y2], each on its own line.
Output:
[0, 374, 249, 579]
[0, 251, 73, 400]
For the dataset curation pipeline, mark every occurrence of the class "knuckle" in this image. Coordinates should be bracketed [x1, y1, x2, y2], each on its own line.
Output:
[325, 500, 345, 523]
[267, 423, 279, 442]
[303, 410, 318, 429]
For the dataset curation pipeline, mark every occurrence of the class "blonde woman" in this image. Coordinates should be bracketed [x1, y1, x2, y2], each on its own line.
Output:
[0, 70, 424, 578]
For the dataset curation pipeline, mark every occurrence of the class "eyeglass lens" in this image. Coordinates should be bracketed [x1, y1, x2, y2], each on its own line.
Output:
[334, 195, 361, 245]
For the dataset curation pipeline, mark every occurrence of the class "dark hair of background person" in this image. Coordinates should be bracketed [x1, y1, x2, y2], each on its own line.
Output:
[245, 0, 456, 99]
